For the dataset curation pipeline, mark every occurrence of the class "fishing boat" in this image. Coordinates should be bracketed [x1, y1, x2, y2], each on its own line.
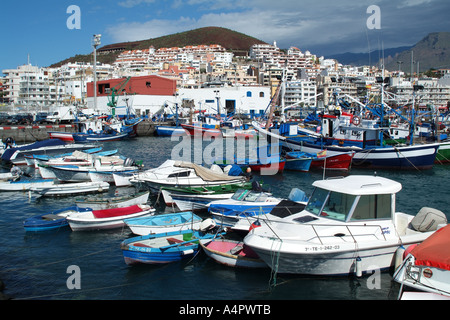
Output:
[161, 181, 254, 210]
[43, 157, 140, 182]
[254, 121, 440, 171]
[284, 150, 354, 171]
[23, 206, 92, 232]
[394, 224, 450, 300]
[120, 228, 219, 265]
[283, 151, 313, 172]
[155, 125, 186, 137]
[30, 181, 110, 197]
[24, 147, 103, 167]
[30, 149, 117, 167]
[66, 204, 155, 231]
[181, 123, 222, 137]
[215, 144, 286, 174]
[435, 140, 450, 164]
[0, 139, 97, 166]
[207, 188, 307, 227]
[130, 160, 247, 193]
[243, 175, 448, 276]
[124, 211, 205, 236]
[200, 239, 268, 268]
[112, 172, 133, 187]
[0, 178, 56, 191]
[75, 190, 150, 210]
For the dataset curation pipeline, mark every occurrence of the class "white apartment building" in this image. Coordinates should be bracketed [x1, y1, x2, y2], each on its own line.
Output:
[2, 64, 50, 106]
[284, 80, 317, 108]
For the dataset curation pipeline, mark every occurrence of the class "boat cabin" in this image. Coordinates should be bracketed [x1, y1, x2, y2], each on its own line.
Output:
[303, 175, 401, 222]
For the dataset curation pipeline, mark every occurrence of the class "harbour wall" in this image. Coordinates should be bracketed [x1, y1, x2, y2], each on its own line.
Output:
[0, 121, 157, 143]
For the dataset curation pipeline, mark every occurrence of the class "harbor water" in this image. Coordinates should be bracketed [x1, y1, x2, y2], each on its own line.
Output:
[1, 136, 449, 301]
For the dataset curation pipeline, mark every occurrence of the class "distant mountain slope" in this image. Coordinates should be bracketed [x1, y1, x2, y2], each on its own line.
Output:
[328, 32, 450, 73]
[384, 32, 450, 73]
[49, 27, 267, 67]
[327, 47, 412, 67]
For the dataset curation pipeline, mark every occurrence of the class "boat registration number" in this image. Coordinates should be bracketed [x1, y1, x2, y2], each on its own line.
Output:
[305, 245, 340, 252]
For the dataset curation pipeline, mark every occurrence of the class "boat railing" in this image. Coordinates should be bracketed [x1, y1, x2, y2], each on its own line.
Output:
[256, 218, 388, 245]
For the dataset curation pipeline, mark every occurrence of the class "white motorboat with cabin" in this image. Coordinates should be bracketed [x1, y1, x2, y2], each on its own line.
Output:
[130, 159, 246, 192]
[243, 175, 448, 276]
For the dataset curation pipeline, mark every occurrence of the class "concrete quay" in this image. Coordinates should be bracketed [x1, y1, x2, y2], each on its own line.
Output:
[0, 121, 157, 143]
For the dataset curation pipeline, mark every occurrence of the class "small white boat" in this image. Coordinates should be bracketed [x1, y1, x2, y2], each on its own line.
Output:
[66, 204, 155, 231]
[244, 175, 448, 276]
[130, 159, 246, 192]
[200, 239, 268, 268]
[0, 178, 56, 191]
[124, 211, 205, 236]
[30, 181, 110, 196]
[75, 191, 150, 210]
[394, 224, 450, 299]
[112, 172, 133, 187]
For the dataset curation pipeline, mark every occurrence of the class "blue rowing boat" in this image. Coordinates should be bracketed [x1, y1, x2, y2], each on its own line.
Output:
[121, 229, 219, 265]
[23, 206, 92, 232]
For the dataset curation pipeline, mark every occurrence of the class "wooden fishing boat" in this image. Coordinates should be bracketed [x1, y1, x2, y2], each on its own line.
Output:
[75, 191, 150, 210]
[200, 239, 268, 268]
[66, 204, 155, 231]
[124, 211, 205, 236]
[30, 181, 110, 196]
[0, 178, 56, 191]
[120, 229, 219, 265]
[23, 206, 92, 232]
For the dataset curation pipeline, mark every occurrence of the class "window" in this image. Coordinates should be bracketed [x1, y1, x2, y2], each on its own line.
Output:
[306, 188, 357, 221]
[246, 91, 252, 97]
[259, 92, 265, 97]
[351, 194, 391, 221]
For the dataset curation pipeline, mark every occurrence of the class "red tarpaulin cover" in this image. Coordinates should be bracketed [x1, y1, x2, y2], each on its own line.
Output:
[93, 205, 142, 219]
[411, 225, 450, 271]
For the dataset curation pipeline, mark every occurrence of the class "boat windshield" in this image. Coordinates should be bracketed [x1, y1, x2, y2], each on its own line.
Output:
[231, 189, 268, 202]
[231, 189, 250, 200]
[305, 187, 392, 221]
[305, 188, 357, 221]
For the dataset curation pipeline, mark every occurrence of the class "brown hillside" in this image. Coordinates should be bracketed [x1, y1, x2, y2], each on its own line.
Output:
[49, 27, 267, 67]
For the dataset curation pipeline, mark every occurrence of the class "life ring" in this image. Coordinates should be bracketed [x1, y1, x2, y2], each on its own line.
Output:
[352, 116, 361, 126]
[338, 139, 344, 145]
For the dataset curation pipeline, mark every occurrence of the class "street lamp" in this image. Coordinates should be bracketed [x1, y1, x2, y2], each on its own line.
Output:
[92, 34, 101, 112]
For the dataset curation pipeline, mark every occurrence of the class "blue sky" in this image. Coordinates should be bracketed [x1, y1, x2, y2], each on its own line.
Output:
[1, 0, 449, 72]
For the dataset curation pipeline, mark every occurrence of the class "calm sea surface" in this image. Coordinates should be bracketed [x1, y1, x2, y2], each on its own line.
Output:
[1, 136, 449, 302]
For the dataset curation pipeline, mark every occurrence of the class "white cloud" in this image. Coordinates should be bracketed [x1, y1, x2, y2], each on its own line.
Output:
[118, 0, 156, 8]
[106, 0, 450, 55]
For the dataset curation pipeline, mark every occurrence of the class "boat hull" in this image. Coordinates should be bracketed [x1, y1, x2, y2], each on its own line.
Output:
[125, 212, 202, 236]
[245, 236, 424, 275]
[121, 230, 213, 265]
[66, 205, 155, 231]
[285, 140, 439, 170]
[155, 126, 185, 137]
[201, 239, 267, 268]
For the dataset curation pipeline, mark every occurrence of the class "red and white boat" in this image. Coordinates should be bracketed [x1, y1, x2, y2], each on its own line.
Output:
[200, 239, 268, 268]
[181, 123, 222, 137]
[394, 224, 450, 300]
[309, 151, 355, 171]
[66, 204, 155, 231]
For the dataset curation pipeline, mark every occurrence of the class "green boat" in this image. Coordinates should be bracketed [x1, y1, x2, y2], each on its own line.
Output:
[161, 182, 258, 211]
[435, 140, 450, 164]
